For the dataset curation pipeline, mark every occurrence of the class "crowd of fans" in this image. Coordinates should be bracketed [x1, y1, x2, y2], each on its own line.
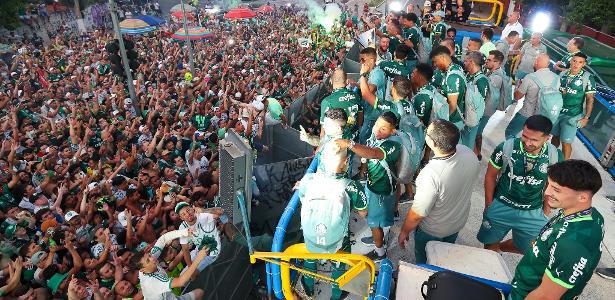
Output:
[0, 3, 360, 299]
[0, 1, 609, 300]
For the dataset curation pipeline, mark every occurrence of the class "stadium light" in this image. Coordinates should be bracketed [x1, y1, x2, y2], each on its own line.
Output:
[389, 1, 403, 12]
[530, 11, 552, 33]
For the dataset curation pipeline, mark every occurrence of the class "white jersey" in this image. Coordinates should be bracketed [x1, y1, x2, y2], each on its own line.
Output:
[179, 212, 221, 257]
[139, 266, 172, 300]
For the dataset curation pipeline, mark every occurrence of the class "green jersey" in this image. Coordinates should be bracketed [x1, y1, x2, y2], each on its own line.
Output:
[366, 139, 401, 195]
[510, 208, 604, 300]
[372, 98, 413, 119]
[467, 70, 491, 102]
[489, 139, 563, 210]
[559, 69, 596, 116]
[430, 22, 448, 46]
[378, 60, 411, 80]
[379, 60, 411, 100]
[192, 114, 211, 131]
[441, 63, 467, 124]
[345, 179, 368, 210]
[432, 69, 444, 90]
[559, 51, 581, 70]
[402, 27, 422, 61]
[412, 84, 438, 125]
[320, 87, 363, 139]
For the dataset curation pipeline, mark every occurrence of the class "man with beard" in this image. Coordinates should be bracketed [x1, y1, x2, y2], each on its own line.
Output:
[477, 116, 562, 254]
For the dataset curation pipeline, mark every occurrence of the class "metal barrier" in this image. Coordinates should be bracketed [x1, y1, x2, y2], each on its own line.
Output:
[468, 0, 504, 26]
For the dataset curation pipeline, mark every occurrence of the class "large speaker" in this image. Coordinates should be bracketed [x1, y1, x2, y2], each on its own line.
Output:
[185, 239, 255, 300]
[219, 130, 253, 225]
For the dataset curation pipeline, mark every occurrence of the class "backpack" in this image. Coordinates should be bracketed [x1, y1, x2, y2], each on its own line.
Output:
[527, 73, 563, 125]
[447, 69, 485, 127]
[500, 138, 559, 190]
[421, 271, 503, 300]
[300, 173, 350, 254]
[488, 68, 514, 114]
[373, 130, 421, 186]
[418, 87, 450, 122]
[413, 26, 429, 63]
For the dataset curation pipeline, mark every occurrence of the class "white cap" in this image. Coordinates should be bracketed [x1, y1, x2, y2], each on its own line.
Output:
[124, 98, 132, 105]
[87, 182, 99, 191]
[139, 125, 147, 132]
[234, 92, 242, 98]
[64, 211, 79, 222]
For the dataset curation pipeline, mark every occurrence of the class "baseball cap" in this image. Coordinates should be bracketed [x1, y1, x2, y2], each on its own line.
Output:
[64, 211, 79, 222]
[234, 92, 242, 98]
[47, 272, 69, 294]
[31, 251, 46, 265]
[433, 10, 445, 18]
[174, 202, 190, 214]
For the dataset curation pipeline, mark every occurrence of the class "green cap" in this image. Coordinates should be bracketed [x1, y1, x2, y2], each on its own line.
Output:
[47, 272, 69, 294]
[174, 202, 190, 214]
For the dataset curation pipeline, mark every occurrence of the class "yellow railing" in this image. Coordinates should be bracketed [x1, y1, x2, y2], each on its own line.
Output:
[468, 0, 504, 26]
[250, 243, 377, 299]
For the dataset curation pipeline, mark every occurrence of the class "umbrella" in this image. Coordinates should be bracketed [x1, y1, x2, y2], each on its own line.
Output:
[171, 11, 195, 20]
[224, 8, 257, 19]
[170, 4, 196, 13]
[133, 15, 166, 26]
[119, 18, 158, 34]
[172, 26, 214, 41]
[257, 5, 275, 13]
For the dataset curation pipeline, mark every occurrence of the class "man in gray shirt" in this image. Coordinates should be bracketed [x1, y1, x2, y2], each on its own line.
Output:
[513, 32, 547, 81]
[505, 54, 560, 139]
[398, 119, 480, 264]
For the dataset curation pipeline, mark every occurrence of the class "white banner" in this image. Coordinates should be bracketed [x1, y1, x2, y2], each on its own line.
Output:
[298, 38, 312, 48]
[357, 28, 375, 48]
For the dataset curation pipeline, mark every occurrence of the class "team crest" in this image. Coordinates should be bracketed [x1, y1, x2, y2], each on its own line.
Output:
[316, 223, 328, 235]
[575, 79, 583, 86]
[540, 228, 553, 241]
[539, 163, 548, 173]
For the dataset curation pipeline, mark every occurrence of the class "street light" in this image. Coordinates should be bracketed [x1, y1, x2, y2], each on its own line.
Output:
[179, 0, 196, 73]
[107, 0, 137, 102]
[530, 11, 552, 33]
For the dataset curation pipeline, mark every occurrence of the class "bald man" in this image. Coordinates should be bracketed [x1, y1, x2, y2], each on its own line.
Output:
[505, 54, 560, 139]
[501, 11, 523, 43]
[319, 68, 363, 141]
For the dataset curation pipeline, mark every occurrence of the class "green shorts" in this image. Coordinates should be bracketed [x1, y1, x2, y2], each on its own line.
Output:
[476, 200, 548, 253]
[365, 186, 395, 228]
[551, 113, 582, 144]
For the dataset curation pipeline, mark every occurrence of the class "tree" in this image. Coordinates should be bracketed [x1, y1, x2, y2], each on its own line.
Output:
[565, 0, 615, 33]
[0, 0, 24, 30]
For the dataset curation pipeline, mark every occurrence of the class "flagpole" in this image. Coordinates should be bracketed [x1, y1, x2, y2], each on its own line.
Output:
[180, 0, 196, 73]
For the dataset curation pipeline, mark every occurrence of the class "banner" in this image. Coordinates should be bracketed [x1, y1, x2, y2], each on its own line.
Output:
[356, 28, 375, 48]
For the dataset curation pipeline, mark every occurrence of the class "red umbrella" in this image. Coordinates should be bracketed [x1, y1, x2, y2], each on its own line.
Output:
[257, 5, 275, 13]
[171, 11, 195, 20]
[224, 8, 257, 19]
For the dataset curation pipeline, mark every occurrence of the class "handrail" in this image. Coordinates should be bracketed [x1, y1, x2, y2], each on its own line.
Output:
[269, 156, 320, 299]
[468, 0, 504, 26]
[253, 243, 377, 299]
[368, 259, 394, 300]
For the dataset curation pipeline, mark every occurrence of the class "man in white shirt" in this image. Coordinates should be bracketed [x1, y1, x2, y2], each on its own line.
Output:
[501, 11, 523, 43]
[132, 229, 208, 300]
[397, 119, 479, 263]
[176, 202, 224, 271]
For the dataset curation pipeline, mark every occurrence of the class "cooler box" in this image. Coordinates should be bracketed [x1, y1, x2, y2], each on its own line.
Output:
[425, 241, 513, 283]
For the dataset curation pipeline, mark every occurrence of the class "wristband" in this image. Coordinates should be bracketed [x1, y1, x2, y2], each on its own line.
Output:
[348, 140, 356, 150]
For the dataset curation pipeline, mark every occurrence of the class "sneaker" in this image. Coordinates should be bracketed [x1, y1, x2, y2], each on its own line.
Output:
[394, 211, 400, 221]
[365, 249, 386, 262]
[361, 236, 375, 246]
[596, 268, 615, 281]
[398, 196, 413, 205]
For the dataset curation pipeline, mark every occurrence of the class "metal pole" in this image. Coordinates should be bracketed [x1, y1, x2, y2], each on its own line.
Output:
[180, 0, 196, 73]
[108, 0, 137, 101]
